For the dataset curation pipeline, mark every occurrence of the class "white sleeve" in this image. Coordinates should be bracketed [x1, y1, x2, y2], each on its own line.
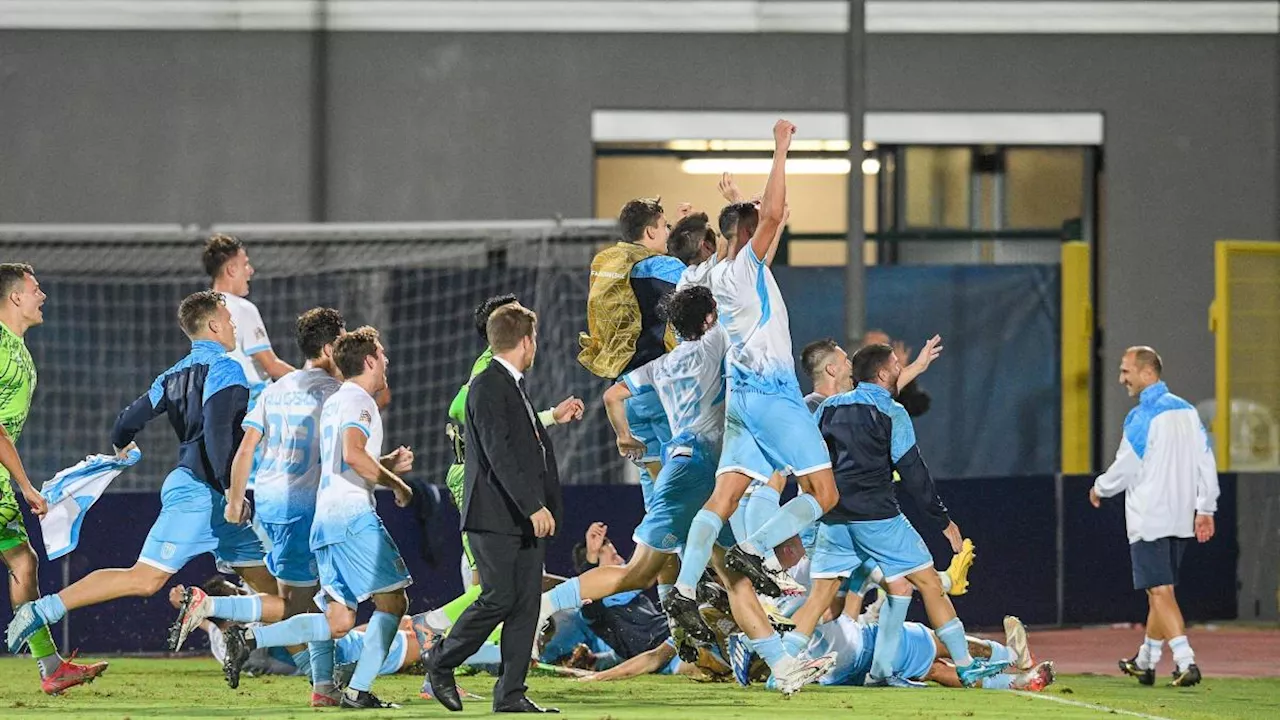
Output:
[243, 393, 267, 433]
[239, 301, 272, 355]
[1193, 420, 1220, 515]
[1094, 436, 1140, 498]
[340, 394, 376, 437]
[726, 245, 763, 294]
[622, 361, 657, 396]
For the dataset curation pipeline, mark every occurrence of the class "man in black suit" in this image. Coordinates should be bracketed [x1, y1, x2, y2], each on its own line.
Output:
[425, 303, 562, 714]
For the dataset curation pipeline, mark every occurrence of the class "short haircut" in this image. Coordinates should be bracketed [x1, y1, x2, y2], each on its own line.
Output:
[486, 304, 537, 352]
[178, 290, 226, 337]
[801, 338, 841, 383]
[717, 205, 740, 242]
[727, 202, 759, 245]
[474, 294, 520, 340]
[333, 326, 381, 379]
[618, 197, 664, 243]
[296, 307, 345, 360]
[202, 234, 244, 279]
[660, 285, 716, 342]
[850, 343, 895, 383]
[1127, 345, 1163, 377]
[0, 263, 34, 297]
[667, 212, 715, 265]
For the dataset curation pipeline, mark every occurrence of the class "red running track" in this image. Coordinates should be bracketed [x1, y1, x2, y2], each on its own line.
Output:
[1003, 626, 1280, 678]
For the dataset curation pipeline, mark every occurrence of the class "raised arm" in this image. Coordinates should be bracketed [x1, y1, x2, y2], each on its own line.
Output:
[896, 335, 943, 392]
[749, 120, 795, 261]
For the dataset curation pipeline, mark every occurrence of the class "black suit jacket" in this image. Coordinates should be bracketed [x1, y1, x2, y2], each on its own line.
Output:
[461, 361, 563, 537]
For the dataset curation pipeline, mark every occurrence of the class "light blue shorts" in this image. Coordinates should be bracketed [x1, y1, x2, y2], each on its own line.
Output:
[634, 442, 721, 553]
[821, 622, 937, 686]
[811, 515, 933, 582]
[313, 512, 413, 609]
[626, 392, 672, 466]
[138, 468, 265, 574]
[718, 384, 831, 482]
[335, 629, 410, 676]
[262, 519, 319, 586]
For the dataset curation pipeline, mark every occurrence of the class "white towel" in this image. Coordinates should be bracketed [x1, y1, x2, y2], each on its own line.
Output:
[38, 448, 142, 560]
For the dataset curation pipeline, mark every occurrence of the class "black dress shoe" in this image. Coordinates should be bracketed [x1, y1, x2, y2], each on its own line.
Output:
[494, 696, 560, 713]
[426, 667, 462, 712]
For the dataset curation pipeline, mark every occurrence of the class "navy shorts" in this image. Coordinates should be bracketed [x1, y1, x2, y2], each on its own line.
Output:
[1130, 536, 1191, 590]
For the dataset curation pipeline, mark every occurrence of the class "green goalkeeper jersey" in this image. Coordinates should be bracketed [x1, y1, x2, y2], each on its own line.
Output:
[0, 321, 36, 483]
[448, 347, 494, 428]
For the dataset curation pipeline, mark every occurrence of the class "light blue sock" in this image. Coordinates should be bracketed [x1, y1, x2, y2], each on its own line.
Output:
[980, 673, 1015, 690]
[33, 594, 68, 624]
[546, 576, 582, 614]
[745, 486, 781, 538]
[251, 612, 331, 649]
[985, 639, 1014, 666]
[465, 642, 504, 666]
[675, 510, 723, 594]
[209, 595, 263, 623]
[753, 632, 787, 670]
[728, 495, 750, 546]
[348, 611, 398, 692]
[747, 494, 823, 552]
[291, 648, 312, 675]
[870, 594, 912, 679]
[782, 630, 810, 657]
[309, 640, 335, 688]
[657, 584, 674, 606]
[936, 617, 974, 666]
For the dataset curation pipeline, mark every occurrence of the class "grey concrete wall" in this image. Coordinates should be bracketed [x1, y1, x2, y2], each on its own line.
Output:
[0, 29, 1276, 453]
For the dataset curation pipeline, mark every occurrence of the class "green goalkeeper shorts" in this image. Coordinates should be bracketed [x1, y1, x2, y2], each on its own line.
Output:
[445, 463, 476, 571]
[0, 475, 31, 553]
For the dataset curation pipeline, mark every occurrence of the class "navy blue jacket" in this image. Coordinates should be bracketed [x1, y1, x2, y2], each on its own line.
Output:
[815, 383, 950, 529]
[111, 340, 250, 494]
[621, 255, 685, 377]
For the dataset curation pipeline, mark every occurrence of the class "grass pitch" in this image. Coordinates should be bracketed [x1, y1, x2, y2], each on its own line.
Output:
[1, 657, 1277, 719]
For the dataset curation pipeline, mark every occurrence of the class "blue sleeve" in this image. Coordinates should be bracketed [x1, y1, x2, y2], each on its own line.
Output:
[631, 256, 686, 284]
[886, 403, 918, 464]
[887, 403, 949, 530]
[203, 358, 250, 404]
[202, 384, 249, 491]
[111, 391, 165, 450]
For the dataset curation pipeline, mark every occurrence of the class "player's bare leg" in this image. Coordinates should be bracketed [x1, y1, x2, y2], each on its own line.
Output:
[726, 468, 837, 597]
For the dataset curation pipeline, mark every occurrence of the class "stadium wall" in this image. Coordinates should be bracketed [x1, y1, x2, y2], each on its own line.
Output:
[1, 29, 1275, 465]
[0, 477, 1239, 654]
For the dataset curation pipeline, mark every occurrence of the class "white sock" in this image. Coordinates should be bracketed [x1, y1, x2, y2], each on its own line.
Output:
[1139, 636, 1164, 670]
[937, 569, 953, 593]
[1168, 635, 1195, 672]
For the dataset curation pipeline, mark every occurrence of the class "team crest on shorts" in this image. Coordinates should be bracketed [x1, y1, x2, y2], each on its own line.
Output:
[161, 542, 177, 560]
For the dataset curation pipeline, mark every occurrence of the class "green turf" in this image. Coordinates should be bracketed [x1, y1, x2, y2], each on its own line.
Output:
[1, 657, 1277, 719]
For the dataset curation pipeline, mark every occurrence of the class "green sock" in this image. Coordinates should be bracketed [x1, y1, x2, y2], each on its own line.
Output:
[441, 585, 482, 624]
[487, 623, 502, 645]
[29, 626, 61, 678]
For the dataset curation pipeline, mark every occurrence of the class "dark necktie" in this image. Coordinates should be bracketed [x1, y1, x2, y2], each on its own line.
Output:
[516, 377, 545, 455]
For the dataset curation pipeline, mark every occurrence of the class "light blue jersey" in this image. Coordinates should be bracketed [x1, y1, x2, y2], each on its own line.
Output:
[622, 323, 731, 450]
[313, 382, 383, 544]
[710, 246, 797, 392]
[243, 368, 341, 524]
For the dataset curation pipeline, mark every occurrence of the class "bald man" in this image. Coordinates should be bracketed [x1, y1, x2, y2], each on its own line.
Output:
[1090, 346, 1219, 688]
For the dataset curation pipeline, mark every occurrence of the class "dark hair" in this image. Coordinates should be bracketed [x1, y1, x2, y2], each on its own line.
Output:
[202, 234, 244, 279]
[296, 307, 345, 360]
[618, 198, 664, 243]
[660, 285, 716, 342]
[571, 539, 612, 573]
[0, 263, 34, 297]
[850, 343, 895, 383]
[333, 326, 381, 379]
[486, 304, 537, 352]
[667, 212, 715, 265]
[178, 290, 226, 337]
[801, 338, 841, 383]
[1128, 346, 1163, 377]
[474, 294, 519, 340]
[727, 202, 759, 245]
[717, 205, 740, 242]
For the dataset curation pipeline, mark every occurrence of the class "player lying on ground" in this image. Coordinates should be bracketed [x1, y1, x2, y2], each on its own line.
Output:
[7, 291, 282, 668]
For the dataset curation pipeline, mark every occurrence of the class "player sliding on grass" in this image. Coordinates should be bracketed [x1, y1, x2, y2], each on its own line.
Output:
[0, 263, 108, 695]
[8, 291, 279, 665]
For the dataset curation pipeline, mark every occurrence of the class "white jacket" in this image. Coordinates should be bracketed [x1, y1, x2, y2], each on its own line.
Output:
[1094, 382, 1219, 543]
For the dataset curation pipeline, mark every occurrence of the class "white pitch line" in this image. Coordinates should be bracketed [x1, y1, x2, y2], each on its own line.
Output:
[1014, 691, 1177, 720]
